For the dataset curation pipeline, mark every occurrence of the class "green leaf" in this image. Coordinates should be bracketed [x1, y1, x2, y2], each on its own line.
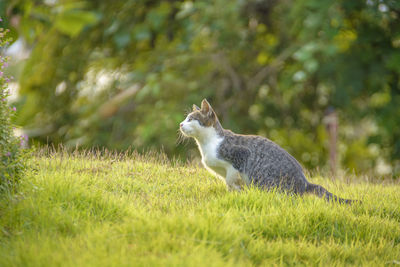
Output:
[386, 52, 400, 73]
[133, 25, 151, 41]
[113, 31, 131, 49]
[54, 10, 100, 37]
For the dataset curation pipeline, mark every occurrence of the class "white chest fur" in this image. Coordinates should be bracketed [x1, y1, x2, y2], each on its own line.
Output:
[195, 130, 231, 178]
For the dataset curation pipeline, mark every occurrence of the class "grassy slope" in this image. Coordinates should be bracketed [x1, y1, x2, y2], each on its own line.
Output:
[0, 151, 399, 267]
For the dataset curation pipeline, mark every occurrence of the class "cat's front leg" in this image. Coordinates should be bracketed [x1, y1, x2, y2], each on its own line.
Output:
[225, 166, 242, 191]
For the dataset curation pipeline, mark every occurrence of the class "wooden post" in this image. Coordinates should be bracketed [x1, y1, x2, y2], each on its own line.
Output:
[324, 107, 338, 176]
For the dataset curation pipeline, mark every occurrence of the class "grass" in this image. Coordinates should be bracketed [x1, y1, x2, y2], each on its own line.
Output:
[0, 148, 399, 266]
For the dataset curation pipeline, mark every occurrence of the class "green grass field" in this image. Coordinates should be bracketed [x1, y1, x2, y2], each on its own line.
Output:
[1, 149, 399, 266]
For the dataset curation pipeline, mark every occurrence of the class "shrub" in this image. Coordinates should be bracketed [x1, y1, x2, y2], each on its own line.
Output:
[0, 19, 27, 194]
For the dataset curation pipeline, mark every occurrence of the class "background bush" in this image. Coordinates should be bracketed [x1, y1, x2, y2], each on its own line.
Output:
[2, 0, 400, 176]
[0, 24, 26, 194]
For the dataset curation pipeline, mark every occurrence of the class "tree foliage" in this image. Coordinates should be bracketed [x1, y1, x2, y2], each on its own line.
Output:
[3, 0, 400, 175]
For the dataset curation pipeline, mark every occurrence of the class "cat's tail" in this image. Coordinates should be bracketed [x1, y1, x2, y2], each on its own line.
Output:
[305, 183, 358, 204]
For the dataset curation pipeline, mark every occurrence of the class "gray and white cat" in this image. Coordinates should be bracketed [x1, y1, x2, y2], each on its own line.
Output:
[180, 99, 354, 204]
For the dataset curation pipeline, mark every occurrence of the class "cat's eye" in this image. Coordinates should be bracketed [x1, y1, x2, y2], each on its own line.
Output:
[188, 117, 192, 121]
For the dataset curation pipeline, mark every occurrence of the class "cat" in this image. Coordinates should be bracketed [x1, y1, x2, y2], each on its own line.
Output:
[180, 99, 355, 204]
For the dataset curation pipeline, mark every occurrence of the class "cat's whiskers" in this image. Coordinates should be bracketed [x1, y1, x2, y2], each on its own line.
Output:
[176, 108, 194, 147]
[176, 128, 189, 147]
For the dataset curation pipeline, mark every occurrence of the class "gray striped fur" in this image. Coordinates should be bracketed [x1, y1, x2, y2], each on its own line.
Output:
[182, 99, 355, 204]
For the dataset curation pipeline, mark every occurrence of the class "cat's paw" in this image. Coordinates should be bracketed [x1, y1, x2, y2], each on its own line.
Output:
[227, 183, 242, 192]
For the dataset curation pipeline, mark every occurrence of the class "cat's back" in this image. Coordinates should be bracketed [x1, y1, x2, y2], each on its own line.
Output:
[218, 130, 308, 190]
[219, 129, 296, 161]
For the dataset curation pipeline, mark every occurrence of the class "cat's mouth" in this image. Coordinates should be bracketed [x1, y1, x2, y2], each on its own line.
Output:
[180, 125, 193, 137]
[180, 127, 190, 136]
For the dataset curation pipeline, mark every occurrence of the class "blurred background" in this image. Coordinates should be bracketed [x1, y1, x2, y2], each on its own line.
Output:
[1, 0, 400, 177]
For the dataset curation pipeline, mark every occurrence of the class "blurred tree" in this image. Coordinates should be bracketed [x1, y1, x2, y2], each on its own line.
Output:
[2, 0, 400, 176]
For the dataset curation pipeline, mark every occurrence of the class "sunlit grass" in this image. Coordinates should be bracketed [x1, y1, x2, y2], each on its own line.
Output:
[0, 148, 399, 266]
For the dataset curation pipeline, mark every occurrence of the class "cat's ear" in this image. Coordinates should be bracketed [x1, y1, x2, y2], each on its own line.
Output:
[201, 99, 212, 113]
[192, 104, 200, 111]
[201, 99, 215, 119]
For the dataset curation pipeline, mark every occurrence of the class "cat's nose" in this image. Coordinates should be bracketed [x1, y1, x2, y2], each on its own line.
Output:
[180, 123, 183, 128]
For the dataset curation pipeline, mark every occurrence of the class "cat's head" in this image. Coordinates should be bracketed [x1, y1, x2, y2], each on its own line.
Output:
[180, 99, 219, 138]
